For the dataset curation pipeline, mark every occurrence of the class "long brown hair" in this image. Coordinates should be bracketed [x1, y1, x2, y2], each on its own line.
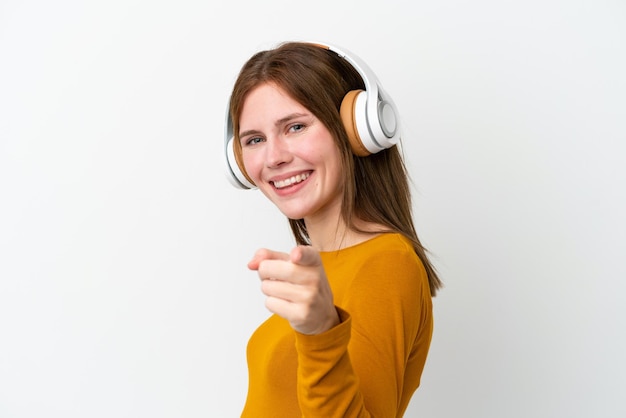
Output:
[229, 42, 442, 296]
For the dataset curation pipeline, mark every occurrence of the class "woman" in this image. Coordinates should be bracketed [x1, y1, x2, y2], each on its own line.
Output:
[225, 41, 442, 417]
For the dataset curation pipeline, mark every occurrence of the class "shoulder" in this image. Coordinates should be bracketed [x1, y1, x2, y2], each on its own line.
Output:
[324, 233, 428, 295]
[359, 233, 426, 282]
[361, 232, 415, 254]
[352, 233, 422, 270]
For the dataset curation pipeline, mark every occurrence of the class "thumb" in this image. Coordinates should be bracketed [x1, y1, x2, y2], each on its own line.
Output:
[290, 245, 322, 267]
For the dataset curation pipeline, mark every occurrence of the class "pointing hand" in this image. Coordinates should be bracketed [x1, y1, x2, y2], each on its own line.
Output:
[248, 246, 340, 335]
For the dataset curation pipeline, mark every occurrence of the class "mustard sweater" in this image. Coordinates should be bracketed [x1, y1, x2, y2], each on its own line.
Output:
[241, 233, 434, 418]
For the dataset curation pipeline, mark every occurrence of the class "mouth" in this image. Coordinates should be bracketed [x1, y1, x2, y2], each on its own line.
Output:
[271, 172, 311, 189]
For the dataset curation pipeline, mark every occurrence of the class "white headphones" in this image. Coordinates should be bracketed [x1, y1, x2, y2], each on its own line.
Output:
[224, 41, 401, 190]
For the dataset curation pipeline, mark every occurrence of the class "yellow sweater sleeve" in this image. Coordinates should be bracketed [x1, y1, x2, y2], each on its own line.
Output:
[294, 236, 433, 417]
[295, 308, 361, 415]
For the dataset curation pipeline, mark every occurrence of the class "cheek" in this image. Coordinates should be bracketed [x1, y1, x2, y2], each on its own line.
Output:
[241, 151, 263, 181]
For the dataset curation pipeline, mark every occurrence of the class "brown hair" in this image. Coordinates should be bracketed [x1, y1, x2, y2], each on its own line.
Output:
[229, 42, 442, 296]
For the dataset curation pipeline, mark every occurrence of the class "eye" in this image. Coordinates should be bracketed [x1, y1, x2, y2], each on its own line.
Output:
[244, 136, 264, 146]
[289, 123, 305, 133]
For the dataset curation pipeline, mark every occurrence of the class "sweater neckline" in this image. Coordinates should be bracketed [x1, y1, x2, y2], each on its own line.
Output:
[317, 232, 400, 255]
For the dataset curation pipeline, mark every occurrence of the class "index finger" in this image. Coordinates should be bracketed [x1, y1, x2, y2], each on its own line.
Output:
[247, 248, 290, 270]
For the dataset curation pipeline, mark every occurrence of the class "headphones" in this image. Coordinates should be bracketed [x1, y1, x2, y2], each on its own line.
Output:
[224, 41, 401, 190]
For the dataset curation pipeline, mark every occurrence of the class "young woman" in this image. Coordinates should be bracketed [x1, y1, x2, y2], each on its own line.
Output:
[225, 41, 442, 417]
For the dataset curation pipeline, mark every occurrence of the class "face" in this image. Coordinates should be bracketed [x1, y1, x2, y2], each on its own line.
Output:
[238, 82, 344, 222]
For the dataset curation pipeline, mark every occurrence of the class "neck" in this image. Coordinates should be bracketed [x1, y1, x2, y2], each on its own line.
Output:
[305, 212, 387, 252]
[305, 213, 347, 252]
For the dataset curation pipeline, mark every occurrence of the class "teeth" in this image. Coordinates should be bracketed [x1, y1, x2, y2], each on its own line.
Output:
[273, 172, 310, 189]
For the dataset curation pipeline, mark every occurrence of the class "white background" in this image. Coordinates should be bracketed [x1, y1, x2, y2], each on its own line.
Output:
[1, 0, 624, 417]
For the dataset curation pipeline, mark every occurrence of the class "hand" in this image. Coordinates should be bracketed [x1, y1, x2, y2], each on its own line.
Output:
[248, 246, 340, 335]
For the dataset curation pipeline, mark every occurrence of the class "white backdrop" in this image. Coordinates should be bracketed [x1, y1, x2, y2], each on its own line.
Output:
[1, 1, 624, 417]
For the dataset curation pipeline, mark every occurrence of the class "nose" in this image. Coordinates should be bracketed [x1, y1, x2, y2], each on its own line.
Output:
[264, 136, 292, 168]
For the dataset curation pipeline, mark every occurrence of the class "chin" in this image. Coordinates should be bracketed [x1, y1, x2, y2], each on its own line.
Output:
[277, 208, 308, 220]
[270, 201, 312, 220]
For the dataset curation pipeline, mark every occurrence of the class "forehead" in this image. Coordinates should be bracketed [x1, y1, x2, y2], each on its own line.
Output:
[239, 83, 308, 126]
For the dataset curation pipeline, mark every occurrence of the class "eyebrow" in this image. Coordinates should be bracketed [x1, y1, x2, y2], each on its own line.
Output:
[239, 112, 310, 139]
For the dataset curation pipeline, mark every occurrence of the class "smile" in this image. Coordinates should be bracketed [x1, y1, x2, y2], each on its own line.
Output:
[272, 172, 310, 189]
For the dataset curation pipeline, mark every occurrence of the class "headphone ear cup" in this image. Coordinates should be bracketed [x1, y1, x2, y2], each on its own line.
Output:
[225, 136, 256, 189]
[340, 90, 371, 157]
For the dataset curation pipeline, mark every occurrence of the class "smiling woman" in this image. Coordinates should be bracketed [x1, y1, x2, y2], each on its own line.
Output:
[224, 41, 442, 417]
